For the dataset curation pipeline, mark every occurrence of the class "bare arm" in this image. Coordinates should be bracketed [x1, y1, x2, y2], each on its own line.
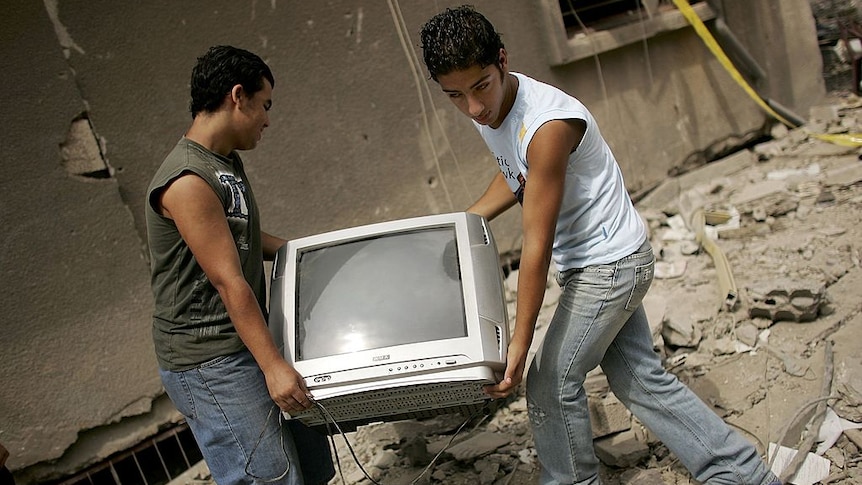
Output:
[467, 172, 518, 221]
[159, 174, 311, 414]
[261, 231, 287, 261]
[485, 118, 585, 398]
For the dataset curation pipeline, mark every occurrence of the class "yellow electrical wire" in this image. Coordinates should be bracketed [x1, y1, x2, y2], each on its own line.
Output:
[672, 0, 862, 147]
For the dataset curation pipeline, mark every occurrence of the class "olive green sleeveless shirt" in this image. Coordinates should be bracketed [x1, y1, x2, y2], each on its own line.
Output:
[146, 138, 266, 371]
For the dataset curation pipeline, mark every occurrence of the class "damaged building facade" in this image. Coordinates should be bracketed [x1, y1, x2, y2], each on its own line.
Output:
[0, 0, 826, 483]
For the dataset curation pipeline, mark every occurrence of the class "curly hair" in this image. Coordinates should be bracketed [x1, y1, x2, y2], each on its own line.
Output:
[189, 45, 275, 118]
[419, 5, 505, 82]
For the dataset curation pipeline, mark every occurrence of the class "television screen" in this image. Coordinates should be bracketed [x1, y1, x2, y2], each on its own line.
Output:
[295, 226, 467, 361]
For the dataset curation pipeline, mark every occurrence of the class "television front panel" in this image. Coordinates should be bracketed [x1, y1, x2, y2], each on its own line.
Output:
[268, 212, 509, 430]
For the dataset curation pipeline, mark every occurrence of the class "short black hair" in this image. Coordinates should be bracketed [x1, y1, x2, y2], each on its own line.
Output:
[419, 5, 504, 82]
[189, 45, 275, 118]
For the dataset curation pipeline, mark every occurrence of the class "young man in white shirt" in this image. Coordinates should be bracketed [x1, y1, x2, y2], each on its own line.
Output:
[420, 6, 781, 485]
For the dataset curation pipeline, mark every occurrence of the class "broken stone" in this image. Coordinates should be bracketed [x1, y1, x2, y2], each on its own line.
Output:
[594, 430, 650, 468]
[654, 260, 686, 279]
[618, 467, 668, 484]
[734, 322, 759, 348]
[372, 449, 399, 469]
[703, 336, 737, 356]
[661, 311, 703, 348]
[759, 192, 800, 218]
[440, 431, 512, 461]
[678, 240, 700, 255]
[822, 162, 862, 187]
[401, 435, 432, 467]
[642, 295, 667, 352]
[588, 392, 632, 438]
[729, 179, 788, 207]
[753, 139, 790, 159]
[356, 420, 429, 449]
[789, 138, 858, 157]
[823, 447, 844, 469]
[816, 189, 837, 204]
[517, 448, 537, 465]
[766, 163, 820, 181]
[765, 347, 810, 377]
[473, 459, 501, 485]
[585, 370, 611, 395]
[745, 278, 830, 322]
[809, 104, 840, 123]
[771, 123, 790, 139]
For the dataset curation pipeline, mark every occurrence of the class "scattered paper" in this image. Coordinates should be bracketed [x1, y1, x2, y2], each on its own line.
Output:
[816, 407, 862, 455]
[767, 443, 830, 485]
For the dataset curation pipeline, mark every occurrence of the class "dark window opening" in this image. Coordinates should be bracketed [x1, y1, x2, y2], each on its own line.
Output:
[559, 0, 706, 35]
[51, 423, 203, 485]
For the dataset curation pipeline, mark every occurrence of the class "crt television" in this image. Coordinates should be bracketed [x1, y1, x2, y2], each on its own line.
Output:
[268, 212, 509, 431]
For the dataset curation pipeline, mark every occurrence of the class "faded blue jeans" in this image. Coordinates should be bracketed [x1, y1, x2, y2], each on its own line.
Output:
[160, 349, 334, 485]
[526, 241, 779, 485]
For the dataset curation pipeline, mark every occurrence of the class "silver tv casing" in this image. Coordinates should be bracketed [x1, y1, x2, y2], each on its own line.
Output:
[268, 212, 509, 430]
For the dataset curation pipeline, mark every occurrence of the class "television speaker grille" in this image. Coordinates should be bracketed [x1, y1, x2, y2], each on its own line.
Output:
[295, 380, 493, 432]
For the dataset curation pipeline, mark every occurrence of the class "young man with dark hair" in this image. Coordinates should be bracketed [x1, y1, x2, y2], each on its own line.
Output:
[420, 7, 781, 485]
[146, 45, 333, 485]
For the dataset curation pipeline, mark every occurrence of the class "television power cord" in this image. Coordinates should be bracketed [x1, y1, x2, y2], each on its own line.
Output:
[309, 395, 492, 485]
[245, 404, 291, 483]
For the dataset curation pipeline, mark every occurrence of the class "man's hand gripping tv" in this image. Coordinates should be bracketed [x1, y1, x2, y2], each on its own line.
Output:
[264, 358, 315, 416]
[483, 335, 530, 399]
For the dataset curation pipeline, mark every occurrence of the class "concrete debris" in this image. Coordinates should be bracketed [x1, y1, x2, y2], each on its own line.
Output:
[822, 162, 862, 187]
[437, 431, 512, 462]
[810, 104, 840, 123]
[654, 259, 687, 279]
[588, 392, 632, 439]
[734, 322, 760, 348]
[661, 308, 703, 348]
[745, 278, 831, 322]
[618, 468, 667, 484]
[594, 430, 650, 468]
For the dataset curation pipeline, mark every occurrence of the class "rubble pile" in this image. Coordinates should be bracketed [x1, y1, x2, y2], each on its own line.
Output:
[175, 93, 862, 485]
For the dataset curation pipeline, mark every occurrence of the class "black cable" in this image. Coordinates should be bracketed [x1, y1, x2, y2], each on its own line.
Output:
[245, 404, 291, 482]
[308, 396, 491, 485]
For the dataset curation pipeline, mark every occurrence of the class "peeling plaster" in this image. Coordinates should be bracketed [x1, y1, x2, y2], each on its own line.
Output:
[43, 0, 85, 59]
[60, 113, 113, 179]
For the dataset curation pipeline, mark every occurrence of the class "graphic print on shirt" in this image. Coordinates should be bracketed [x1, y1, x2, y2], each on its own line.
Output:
[495, 154, 526, 205]
[218, 172, 250, 220]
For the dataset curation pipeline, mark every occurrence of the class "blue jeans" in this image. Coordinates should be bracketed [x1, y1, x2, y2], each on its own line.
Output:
[160, 350, 334, 485]
[526, 241, 779, 485]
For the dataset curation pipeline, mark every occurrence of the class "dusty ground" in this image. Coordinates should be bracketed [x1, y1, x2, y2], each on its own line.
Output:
[172, 92, 862, 485]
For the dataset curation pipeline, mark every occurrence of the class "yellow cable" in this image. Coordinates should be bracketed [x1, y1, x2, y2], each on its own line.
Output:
[672, 0, 862, 147]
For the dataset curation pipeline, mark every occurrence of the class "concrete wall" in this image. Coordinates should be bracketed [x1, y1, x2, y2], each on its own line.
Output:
[0, 0, 824, 482]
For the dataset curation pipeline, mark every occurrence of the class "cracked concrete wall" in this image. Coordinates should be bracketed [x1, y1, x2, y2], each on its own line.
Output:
[0, 0, 164, 480]
[0, 0, 824, 482]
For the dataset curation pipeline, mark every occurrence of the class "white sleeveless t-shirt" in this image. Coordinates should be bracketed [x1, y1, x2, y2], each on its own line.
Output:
[475, 72, 646, 271]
